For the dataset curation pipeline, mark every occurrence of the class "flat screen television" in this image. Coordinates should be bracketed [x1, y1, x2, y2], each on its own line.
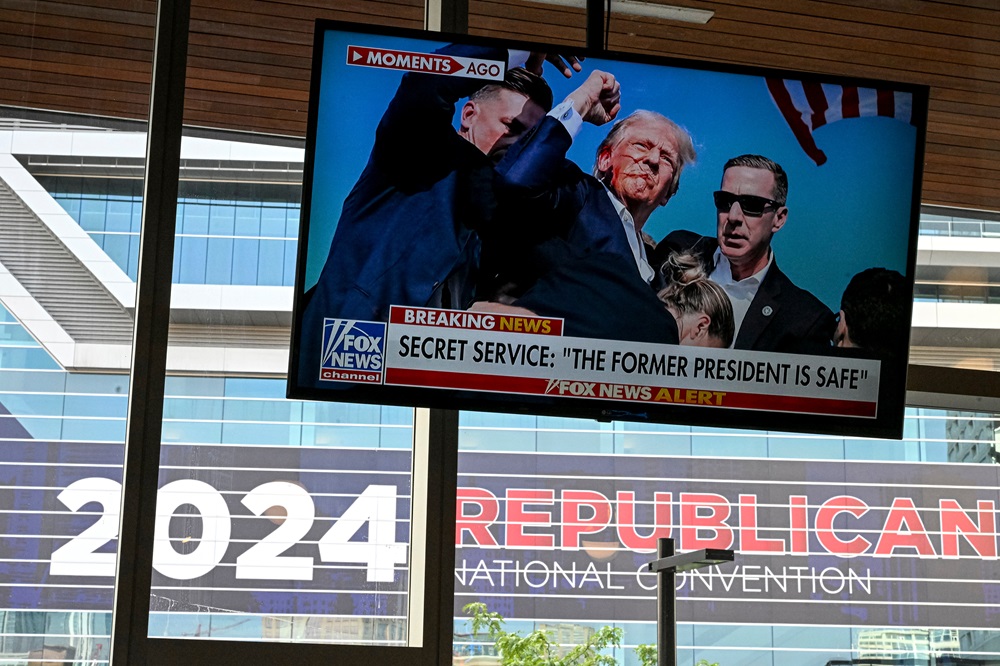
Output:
[288, 20, 927, 439]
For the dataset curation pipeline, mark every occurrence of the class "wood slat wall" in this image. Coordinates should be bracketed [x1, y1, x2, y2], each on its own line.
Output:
[0, 0, 996, 212]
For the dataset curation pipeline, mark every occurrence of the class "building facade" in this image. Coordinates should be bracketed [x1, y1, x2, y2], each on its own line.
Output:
[1, 116, 998, 664]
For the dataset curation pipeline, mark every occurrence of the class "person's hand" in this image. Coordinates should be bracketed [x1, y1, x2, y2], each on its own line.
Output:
[565, 70, 621, 126]
[526, 52, 585, 78]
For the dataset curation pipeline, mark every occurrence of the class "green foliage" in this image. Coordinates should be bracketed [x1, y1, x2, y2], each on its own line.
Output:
[463, 602, 622, 666]
[463, 604, 720, 666]
[634, 643, 656, 665]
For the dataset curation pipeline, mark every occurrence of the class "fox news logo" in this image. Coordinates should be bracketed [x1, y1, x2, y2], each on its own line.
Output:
[319, 319, 385, 384]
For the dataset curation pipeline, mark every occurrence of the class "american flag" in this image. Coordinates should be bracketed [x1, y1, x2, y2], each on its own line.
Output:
[767, 78, 914, 166]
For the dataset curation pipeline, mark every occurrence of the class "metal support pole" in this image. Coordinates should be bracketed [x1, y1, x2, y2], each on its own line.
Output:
[656, 537, 677, 666]
[110, 0, 190, 662]
[586, 0, 606, 50]
[442, 0, 469, 34]
[421, 408, 460, 661]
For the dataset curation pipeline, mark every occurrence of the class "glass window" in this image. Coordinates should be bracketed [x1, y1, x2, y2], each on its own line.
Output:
[101, 233, 132, 274]
[285, 207, 300, 237]
[205, 237, 235, 283]
[155, 122, 419, 646]
[283, 240, 297, 285]
[59, 417, 127, 442]
[161, 419, 223, 445]
[952, 220, 982, 236]
[182, 202, 211, 235]
[65, 373, 129, 396]
[260, 205, 287, 237]
[231, 238, 261, 285]
[0, 392, 64, 417]
[235, 205, 262, 236]
[63, 394, 129, 419]
[0, 348, 62, 370]
[257, 239, 285, 286]
[691, 428, 768, 458]
[178, 236, 208, 283]
[208, 203, 236, 236]
[79, 198, 108, 232]
[0, 7, 150, 652]
[56, 195, 82, 221]
[224, 377, 285, 398]
[0, 323, 39, 343]
[9, 4, 1000, 663]
[128, 231, 142, 279]
[106, 199, 135, 233]
[0, 369, 67, 393]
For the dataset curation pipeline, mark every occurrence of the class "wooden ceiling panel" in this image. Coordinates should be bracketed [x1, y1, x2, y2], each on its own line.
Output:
[179, 0, 423, 133]
[0, 0, 997, 211]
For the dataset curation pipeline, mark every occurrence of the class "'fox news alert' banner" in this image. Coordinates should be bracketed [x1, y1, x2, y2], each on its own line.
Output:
[289, 21, 926, 438]
[324, 306, 881, 420]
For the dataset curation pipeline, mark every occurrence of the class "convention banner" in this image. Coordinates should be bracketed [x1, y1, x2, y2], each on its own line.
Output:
[288, 21, 927, 439]
[455, 451, 1000, 630]
[3, 439, 997, 632]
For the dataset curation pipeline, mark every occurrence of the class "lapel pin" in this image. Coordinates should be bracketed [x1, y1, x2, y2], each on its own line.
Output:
[762, 306, 773, 317]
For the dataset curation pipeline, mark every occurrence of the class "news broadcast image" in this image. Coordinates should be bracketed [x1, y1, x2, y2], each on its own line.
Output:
[288, 23, 926, 439]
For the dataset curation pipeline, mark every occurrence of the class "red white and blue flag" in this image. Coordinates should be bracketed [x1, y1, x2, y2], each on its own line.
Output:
[767, 79, 914, 166]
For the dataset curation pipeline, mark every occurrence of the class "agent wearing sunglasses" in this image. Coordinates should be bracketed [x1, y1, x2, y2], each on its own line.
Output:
[654, 154, 835, 354]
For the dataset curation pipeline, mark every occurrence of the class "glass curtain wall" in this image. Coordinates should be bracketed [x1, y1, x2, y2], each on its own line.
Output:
[0, 1, 153, 663]
[143, 0, 427, 648]
[4, 173, 1000, 662]
[2, 0, 1000, 664]
[453, 408, 1000, 665]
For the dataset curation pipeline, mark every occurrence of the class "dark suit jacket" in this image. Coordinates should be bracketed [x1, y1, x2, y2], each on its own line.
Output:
[480, 116, 637, 301]
[657, 230, 835, 354]
[298, 44, 505, 387]
[515, 249, 679, 344]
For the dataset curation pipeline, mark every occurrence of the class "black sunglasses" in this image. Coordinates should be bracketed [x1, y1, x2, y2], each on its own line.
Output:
[713, 191, 783, 217]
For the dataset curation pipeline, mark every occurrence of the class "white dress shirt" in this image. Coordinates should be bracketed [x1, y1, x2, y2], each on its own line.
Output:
[601, 184, 656, 284]
[544, 100, 654, 283]
[710, 248, 773, 346]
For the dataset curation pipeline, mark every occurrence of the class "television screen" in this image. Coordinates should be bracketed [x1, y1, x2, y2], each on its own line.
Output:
[288, 20, 927, 439]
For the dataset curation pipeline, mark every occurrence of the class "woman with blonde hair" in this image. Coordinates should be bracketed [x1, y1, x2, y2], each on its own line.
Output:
[470, 246, 734, 348]
[657, 251, 734, 348]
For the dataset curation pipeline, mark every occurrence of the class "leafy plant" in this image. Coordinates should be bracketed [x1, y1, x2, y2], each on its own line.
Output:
[463, 602, 622, 665]
[462, 604, 719, 666]
[634, 643, 656, 665]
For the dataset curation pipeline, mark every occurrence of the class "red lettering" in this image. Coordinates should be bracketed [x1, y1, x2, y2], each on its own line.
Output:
[561, 490, 612, 549]
[940, 499, 996, 559]
[816, 495, 871, 556]
[738, 494, 784, 553]
[505, 489, 554, 548]
[874, 497, 936, 557]
[789, 495, 809, 554]
[456, 487, 499, 546]
[616, 491, 672, 552]
[680, 493, 733, 550]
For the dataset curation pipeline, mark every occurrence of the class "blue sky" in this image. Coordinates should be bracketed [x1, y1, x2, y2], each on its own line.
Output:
[305, 29, 920, 312]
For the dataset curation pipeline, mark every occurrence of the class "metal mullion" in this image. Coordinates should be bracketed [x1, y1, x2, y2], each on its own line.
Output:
[110, 0, 190, 661]
[587, 0, 606, 50]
